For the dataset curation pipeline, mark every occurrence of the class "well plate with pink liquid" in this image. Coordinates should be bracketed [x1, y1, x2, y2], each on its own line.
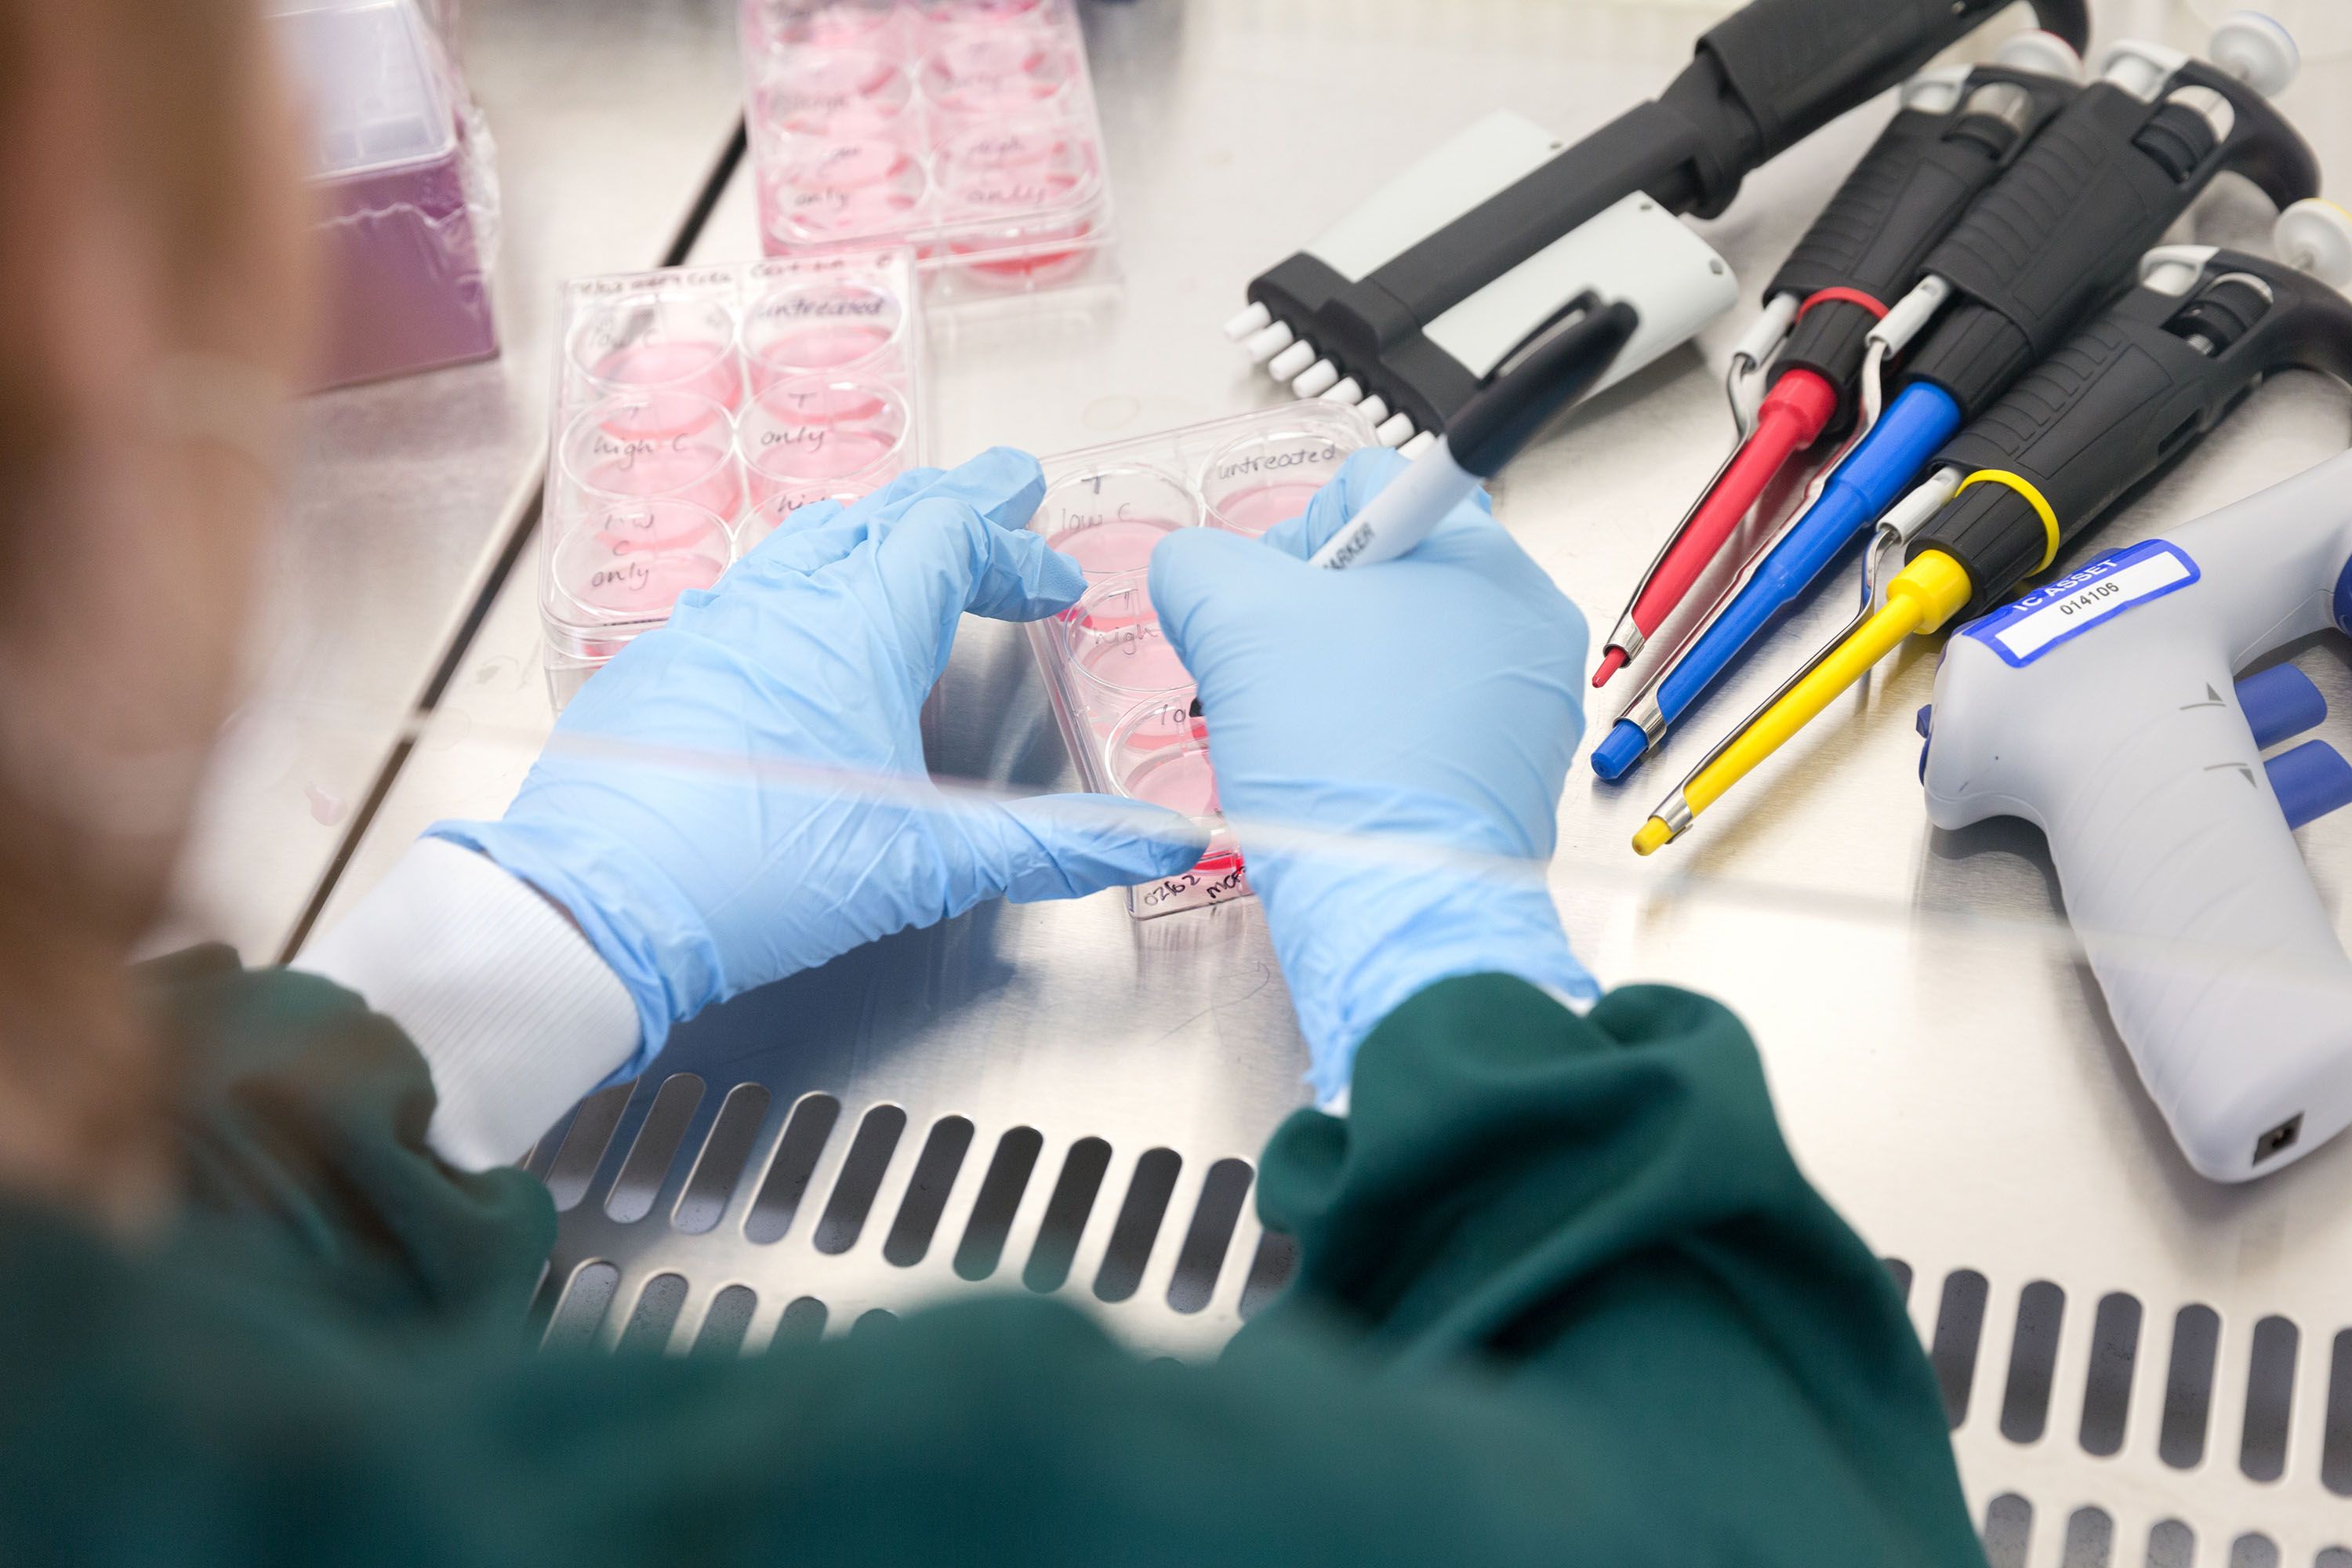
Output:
[543, 249, 924, 704]
[740, 0, 1113, 291]
[1025, 402, 1374, 918]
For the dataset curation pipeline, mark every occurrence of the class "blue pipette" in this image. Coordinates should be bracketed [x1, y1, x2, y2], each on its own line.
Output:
[1589, 381, 1962, 780]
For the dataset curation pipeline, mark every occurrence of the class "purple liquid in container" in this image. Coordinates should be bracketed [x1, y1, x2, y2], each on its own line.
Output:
[273, 0, 499, 388]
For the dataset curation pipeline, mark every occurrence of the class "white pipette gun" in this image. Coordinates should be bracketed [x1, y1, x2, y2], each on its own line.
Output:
[1921, 448, 2352, 1179]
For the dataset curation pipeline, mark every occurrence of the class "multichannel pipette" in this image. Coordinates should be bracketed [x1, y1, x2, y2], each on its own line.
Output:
[1922, 450, 2352, 1180]
[1592, 21, 2321, 784]
[1310, 296, 1639, 571]
[1591, 34, 2087, 690]
[1225, 0, 2093, 457]
[1632, 223, 2352, 857]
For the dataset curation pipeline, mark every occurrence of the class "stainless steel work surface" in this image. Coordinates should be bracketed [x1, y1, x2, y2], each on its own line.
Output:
[158, 0, 750, 962]
[308, 3, 2352, 1561]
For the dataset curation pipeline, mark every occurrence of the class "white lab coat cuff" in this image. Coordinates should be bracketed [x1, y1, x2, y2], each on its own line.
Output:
[296, 838, 641, 1171]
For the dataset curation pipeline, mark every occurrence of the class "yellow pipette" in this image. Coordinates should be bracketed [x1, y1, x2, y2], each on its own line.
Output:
[1632, 550, 1973, 855]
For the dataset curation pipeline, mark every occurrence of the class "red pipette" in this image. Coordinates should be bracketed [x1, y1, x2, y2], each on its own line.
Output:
[1592, 366, 1836, 687]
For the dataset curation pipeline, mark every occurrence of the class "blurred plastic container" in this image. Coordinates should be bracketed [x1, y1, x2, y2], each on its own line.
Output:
[741, 0, 1115, 292]
[1026, 402, 1376, 916]
[542, 249, 925, 704]
[270, 0, 500, 388]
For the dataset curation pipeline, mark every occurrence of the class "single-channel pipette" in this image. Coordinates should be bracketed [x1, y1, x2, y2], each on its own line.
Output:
[1634, 223, 2352, 854]
[1591, 20, 2319, 784]
[1591, 31, 2086, 688]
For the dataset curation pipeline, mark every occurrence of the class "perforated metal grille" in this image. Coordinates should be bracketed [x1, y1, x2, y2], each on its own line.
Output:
[530, 1077, 1294, 1363]
[533, 1065, 2352, 1566]
[1897, 1257, 2352, 1566]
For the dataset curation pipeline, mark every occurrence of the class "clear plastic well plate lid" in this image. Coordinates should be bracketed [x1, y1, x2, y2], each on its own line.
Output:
[268, 0, 459, 181]
[742, 0, 1113, 281]
[540, 249, 927, 684]
[1026, 402, 1379, 918]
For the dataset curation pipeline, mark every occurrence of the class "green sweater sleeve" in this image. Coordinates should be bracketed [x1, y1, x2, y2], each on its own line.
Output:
[0, 956, 1981, 1568]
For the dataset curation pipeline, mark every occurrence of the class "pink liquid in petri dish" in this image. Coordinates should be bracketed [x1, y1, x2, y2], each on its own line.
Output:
[755, 319, 894, 376]
[742, 480, 878, 548]
[581, 339, 742, 416]
[587, 503, 728, 554]
[788, 136, 921, 189]
[751, 426, 902, 485]
[921, 30, 1071, 116]
[1119, 742, 1219, 817]
[1098, 689, 1204, 752]
[554, 502, 733, 623]
[763, 51, 913, 138]
[568, 543, 728, 616]
[747, 374, 891, 423]
[744, 378, 906, 489]
[753, 0, 902, 49]
[1072, 618, 1189, 691]
[1211, 481, 1320, 539]
[937, 122, 1097, 276]
[1046, 515, 1179, 578]
[776, 172, 926, 241]
[745, 281, 902, 390]
[575, 435, 744, 518]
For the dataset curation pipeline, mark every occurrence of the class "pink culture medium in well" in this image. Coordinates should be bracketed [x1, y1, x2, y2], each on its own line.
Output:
[750, 423, 903, 483]
[921, 28, 1071, 117]
[760, 50, 912, 140]
[1073, 622, 1187, 691]
[774, 173, 926, 241]
[743, 379, 907, 487]
[1036, 464, 1193, 577]
[581, 337, 743, 411]
[1046, 515, 1181, 578]
[1115, 739, 1218, 818]
[748, 0, 901, 50]
[572, 440, 743, 517]
[554, 503, 731, 621]
[1210, 481, 1321, 539]
[563, 397, 743, 519]
[745, 281, 902, 386]
[758, 319, 895, 371]
[564, 548, 727, 616]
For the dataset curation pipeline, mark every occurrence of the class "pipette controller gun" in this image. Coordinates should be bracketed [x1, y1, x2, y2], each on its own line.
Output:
[1595, 33, 2089, 688]
[1636, 224, 2352, 855]
[1595, 20, 2322, 783]
[1223, 0, 2093, 456]
[1922, 448, 2352, 1181]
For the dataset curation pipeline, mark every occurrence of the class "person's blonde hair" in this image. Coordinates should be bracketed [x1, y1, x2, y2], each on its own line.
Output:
[0, 0, 302, 1223]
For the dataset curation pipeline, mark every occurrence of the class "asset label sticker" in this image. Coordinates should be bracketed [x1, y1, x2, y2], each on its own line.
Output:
[1959, 540, 2201, 668]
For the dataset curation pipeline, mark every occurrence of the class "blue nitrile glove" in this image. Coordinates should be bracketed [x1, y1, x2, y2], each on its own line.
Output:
[1149, 446, 1598, 1104]
[434, 449, 1209, 1072]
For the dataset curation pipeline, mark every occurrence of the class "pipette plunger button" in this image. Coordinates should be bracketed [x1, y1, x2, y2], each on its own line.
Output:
[2237, 663, 2328, 750]
[2265, 739, 2352, 831]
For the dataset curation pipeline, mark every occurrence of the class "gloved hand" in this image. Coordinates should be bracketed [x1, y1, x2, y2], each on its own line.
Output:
[434, 449, 1209, 1072]
[1149, 447, 1597, 1104]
